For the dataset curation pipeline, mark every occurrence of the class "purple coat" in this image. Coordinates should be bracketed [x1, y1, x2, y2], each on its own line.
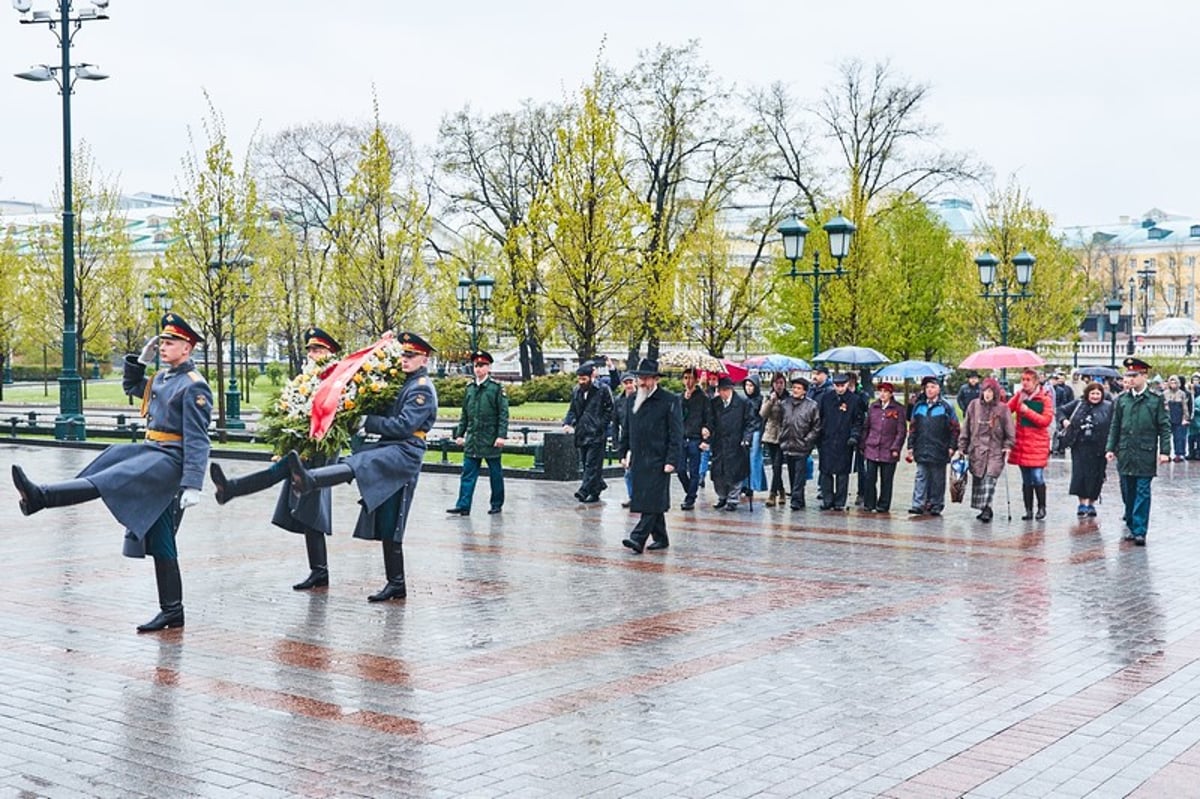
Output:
[861, 399, 907, 463]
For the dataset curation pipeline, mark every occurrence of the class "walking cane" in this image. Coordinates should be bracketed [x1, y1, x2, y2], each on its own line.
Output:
[1003, 466, 1012, 522]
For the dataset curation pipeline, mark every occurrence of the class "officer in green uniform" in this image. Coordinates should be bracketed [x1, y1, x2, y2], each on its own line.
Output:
[447, 349, 509, 516]
[11, 314, 212, 631]
[209, 326, 341, 591]
[286, 331, 437, 602]
[1105, 357, 1171, 546]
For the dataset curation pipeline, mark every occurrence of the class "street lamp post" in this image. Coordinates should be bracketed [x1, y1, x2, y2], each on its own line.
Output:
[1136, 260, 1156, 333]
[12, 0, 110, 440]
[975, 249, 1036, 385]
[1104, 293, 1123, 369]
[777, 211, 857, 359]
[142, 290, 172, 370]
[456, 274, 495, 352]
[209, 255, 252, 430]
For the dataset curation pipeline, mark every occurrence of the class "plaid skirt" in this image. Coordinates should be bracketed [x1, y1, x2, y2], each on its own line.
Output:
[970, 474, 998, 510]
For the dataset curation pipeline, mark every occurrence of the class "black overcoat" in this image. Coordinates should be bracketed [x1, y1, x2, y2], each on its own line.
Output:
[618, 387, 684, 513]
[709, 393, 753, 485]
[816, 390, 863, 475]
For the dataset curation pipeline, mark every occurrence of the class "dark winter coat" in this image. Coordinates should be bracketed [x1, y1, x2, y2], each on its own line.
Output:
[816, 389, 864, 475]
[1059, 397, 1113, 456]
[1106, 388, 1171, 477]
[709, 392, 754, 484]
[453, 377, 510, 458]
[861, 398, 907, 463]
[956, 382, 981, 415]
[680, 386, 713, 439]
[564, 382, 614, 447]
[908, 395, 960, 465]
[777, 395, 821, 456]
[1007, 386, 1054, 468]
[612, 389, 636, 450]
[618, 387, 684, 513]
[742, 376, 764, 434]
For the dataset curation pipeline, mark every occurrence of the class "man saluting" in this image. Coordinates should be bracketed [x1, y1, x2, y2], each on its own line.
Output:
[12, 313, 212, 632]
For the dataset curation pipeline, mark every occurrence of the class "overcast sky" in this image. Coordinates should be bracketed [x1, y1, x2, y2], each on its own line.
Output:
[0, 0, 1196, 227]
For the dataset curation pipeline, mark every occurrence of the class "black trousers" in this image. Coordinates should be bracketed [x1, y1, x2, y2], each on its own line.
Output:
[629, 512, 668, 547]
[818, 471, 849, 509]
[784, 455, 808, 507]
[862, 460, 897, 511]
[578, 442, 606, 497]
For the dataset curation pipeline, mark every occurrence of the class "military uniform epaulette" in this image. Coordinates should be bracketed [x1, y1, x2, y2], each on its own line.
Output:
[187, 371, 206, 385]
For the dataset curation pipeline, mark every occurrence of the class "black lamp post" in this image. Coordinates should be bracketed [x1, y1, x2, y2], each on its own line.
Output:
[777, 211, 857, 359]
[1104, 293, 1123, 368]
[456, 274, 495, 352]
[12, 0, 110, 440]
[208, 255, 252, 430]
[1136, 260, 1156, 333]
[975, 249, 1036, 347]
[142, 290, 172, 370]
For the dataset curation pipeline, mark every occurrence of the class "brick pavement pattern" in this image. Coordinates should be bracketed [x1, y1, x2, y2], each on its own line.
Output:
[2, 444, 1199, 798]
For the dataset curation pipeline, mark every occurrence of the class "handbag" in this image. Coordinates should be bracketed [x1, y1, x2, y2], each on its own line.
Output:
[949, 453, 969, 503]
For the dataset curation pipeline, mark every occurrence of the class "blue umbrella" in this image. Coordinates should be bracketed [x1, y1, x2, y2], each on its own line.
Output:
[873, 359, 953, 381]
[743, 354, 812, 372]
[1074, 365, 1120, 380]
[815, 346, 891, 366]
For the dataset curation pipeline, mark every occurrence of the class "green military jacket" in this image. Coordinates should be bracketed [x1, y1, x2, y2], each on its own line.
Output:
[1105, 388, 1171, 477]
[453, 377, 510, 458]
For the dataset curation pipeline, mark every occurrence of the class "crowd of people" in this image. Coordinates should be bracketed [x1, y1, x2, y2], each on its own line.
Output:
[580, 356, 1190, 552]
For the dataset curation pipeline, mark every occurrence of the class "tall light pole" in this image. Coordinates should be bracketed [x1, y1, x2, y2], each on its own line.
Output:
[1104, 293, 1123, 369]
[209, 255, 252, 431]
[1136, 259, 1157, 333]
[12, 0, 110, 440]
[142, 290, 172, 370]
[777, 211, 857, 359]
[976, 249, 1035, 385]
[456, 274, 495, 352]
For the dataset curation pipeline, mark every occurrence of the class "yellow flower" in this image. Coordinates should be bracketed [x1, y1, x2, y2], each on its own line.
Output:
[345, 400, 355, 411]
[371, 383, 381, 392]
[353, 374, 362, 384]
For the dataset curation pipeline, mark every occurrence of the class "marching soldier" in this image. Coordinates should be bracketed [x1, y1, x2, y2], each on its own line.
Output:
[11, 313, 212, 632]
[209, 326, 342, 590]
[286, 331, 438, 601]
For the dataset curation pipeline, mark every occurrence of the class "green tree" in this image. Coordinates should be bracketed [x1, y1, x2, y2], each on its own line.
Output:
[0, 231, 24, 400]
[968, 179, 1088, 351]
[525, 74, 646, 361]
[329, 106, 433, 340]
[161, 96, 265, 435]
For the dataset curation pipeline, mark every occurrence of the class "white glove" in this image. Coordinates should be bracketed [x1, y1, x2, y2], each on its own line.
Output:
[356, 416, 369, 434]
[179, 489, 202, 509]
[137, 335, 160, 366]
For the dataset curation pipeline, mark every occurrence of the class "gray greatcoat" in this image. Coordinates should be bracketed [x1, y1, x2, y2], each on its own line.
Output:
[344, 366, 438, 540]
[617, 387, 683, 513]
[82, 356, 212, 557]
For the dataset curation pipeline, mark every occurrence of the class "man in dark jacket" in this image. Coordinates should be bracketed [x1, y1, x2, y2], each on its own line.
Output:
[619, 359, 683, 553]
[1105, 357, 1171, 545]
[778, 377, 821, 509]
[448, 350, 510, 516]
[956, 371, 981, 416]
[612, 372, 638, 507]
[816, 373, 864, 511]
[708, 376, 754, 511]
[677, 368, 712, 510]
[907, 376, 960, 516]
[563, 363, 614, 503]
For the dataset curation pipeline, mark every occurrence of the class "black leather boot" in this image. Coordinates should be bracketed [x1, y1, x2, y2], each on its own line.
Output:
[1034, 485, 1047, 520]
[285, 451, 354, 494]
[137, 558, 185, 632]
[1021, 485, 1035, 520]
[367, 539, 406, 602]
[293, 532, 329, 590]
[13, 465, 99, 516]
[211, 460, 286, 505]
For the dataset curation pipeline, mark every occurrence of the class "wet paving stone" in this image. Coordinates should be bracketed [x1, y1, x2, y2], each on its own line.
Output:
[2, 444, 1200, 796]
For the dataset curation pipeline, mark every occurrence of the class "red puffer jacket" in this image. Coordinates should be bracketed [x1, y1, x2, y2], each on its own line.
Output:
[1007, 387, 1054, 467]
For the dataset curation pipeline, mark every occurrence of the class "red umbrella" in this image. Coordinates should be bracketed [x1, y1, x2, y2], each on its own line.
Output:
[959, 346, 1045, 371]
[720, 359, 749, 382]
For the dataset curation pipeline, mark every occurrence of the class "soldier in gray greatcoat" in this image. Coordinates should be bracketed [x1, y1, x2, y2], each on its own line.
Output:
[12, 313, 212, 632]
[209, 326, 341, 591]
[286, 331, 438, 602]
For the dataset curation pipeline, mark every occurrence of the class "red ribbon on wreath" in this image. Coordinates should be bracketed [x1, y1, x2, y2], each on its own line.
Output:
[309, 333, 393, 440]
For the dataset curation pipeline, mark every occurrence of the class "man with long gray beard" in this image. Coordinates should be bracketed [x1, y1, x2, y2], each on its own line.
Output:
[618, 359, 683, 553]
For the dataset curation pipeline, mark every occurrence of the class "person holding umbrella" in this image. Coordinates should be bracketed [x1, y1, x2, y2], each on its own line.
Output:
[958, 377, 1015, 523]
[1008, 368, 1055, 520]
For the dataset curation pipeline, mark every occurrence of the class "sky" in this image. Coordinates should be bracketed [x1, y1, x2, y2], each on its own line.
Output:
[1, 0, 1197, 228]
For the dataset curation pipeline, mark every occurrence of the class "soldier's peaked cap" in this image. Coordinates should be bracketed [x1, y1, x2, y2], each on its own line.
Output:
[160, 313, 203, 346]
[304, 326, 341, 353]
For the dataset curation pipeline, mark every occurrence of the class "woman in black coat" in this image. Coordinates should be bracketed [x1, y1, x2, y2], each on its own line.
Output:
[1060, 381, 1113, 517]
[618, 360, 683, 553]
